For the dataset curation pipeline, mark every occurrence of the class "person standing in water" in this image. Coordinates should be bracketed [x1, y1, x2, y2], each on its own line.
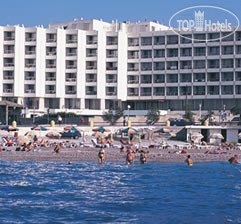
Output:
[139, 150, 148, 164]
[228, 155, 239, 164]
[126, 147, 135, 165]
[185, 155, 193, 166]
[54, 143, 61, 153]
[98, 148, 105, 163]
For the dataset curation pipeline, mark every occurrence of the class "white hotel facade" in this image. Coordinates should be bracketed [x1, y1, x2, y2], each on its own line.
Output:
[0, 19, 241, 116]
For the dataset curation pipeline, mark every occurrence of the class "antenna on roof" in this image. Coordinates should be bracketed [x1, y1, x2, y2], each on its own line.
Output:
[115, 19, 118, 32]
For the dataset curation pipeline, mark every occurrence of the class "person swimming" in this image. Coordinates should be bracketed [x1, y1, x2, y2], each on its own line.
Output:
[228, 155, 239, 164]
[98, 148, 105, 163]
[185, 155, 193, 166]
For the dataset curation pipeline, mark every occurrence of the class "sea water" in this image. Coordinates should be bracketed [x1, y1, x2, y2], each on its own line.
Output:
[0, 161, 240, 224]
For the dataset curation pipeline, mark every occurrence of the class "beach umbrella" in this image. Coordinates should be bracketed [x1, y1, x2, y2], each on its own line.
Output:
[154, 128, 170, 133]
[92, 126, 111, 133]
[32, 125, 47, 131]
[209, 133, 224, 139]
[8, 126, 19, 131]
[122, 127, 139, 135]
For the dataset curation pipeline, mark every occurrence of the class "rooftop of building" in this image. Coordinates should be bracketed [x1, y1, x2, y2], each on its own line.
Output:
[48, 18, 170, 32]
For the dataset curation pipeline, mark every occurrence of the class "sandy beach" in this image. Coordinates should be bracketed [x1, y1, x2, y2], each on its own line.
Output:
[1, 146, 240, 163]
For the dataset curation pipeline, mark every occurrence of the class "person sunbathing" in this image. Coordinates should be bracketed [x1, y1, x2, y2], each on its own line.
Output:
[26, 142, 32, 151]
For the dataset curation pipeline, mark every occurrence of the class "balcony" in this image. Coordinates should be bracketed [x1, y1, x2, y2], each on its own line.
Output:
[4, 36, 15, 41]
[194, 92, 205, 95]
[26, 37, 36, 42]
[106, 79, 117, 83]
[86, 91, 97, 95]
[46, 64, 56, 68]
[208, 51, 220, 56]
[46, 90, 56, 94]
[66, 78, 77, 82]
[46, 51, 56, 56]
[106, 92, 117, 96]
[25, 51, 36, 55]
[66, 39, 77, 44]
[153, 92, 164, 96]
[141, 92, 152, 96]
[86, 66, 97, 70]
[128, 42, 139, 47]
[25, 89, 35, 94]
[208, 65, 219, 69]
[66, 90, 76, 94]
[66, 65, 77, 69]
[86, 78, 97, 82]
[128, 92, 139, 96]
[128, 79, 139, 84]
[128, 67, 139, 71]
[47, 38, 57, 43]
[181, 65, 192, 70]
[25, 64, 36, 68]
[3, 89, 13, 93]
[107, 54, 117, 58]
[4, 50, 14, 54]
[141, 80, 152, 84]
[208, 91, 219, 95]
[153, 79, 165, 83]
[86, 53, 97, 57]
[167, 92, 178, 96]
[128, 54, 139, 59]
[3, 75, 14, 80]
[167, 66, 178, 70]
[46, 77, 56, 81]
[106, 67, 117, 71]
[4, 63, 14, 67]
[86, 40, 97, 45]
[107, 41, 118, 45]
[25, 76, 35, 80]
[167, 54, 178, 58]
[223, 50, 233, 55]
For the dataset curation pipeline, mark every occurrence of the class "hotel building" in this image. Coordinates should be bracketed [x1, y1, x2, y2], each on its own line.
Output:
[0, 19, 241, 117]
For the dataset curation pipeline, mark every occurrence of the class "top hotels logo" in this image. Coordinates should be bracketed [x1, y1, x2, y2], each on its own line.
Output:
[169, 5, 240, 42]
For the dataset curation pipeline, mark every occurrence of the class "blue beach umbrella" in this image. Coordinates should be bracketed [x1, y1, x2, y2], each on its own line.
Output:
[154, 128, 170, 133]
[122, 127, 139, 134]
[92, 126, 110, 133]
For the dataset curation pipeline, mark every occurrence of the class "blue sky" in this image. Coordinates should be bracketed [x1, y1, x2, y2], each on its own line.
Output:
[0, 0, 240, 27]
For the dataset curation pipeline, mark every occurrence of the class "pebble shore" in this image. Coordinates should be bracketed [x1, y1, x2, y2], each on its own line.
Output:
[1, 147, 240, 163]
